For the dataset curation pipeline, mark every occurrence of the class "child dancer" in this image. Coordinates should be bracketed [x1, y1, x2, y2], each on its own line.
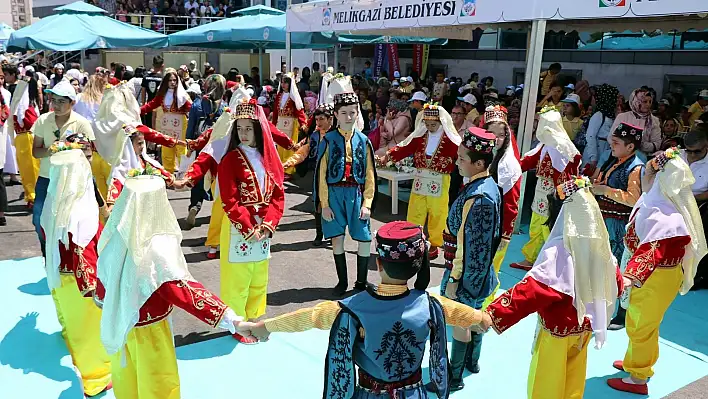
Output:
[272, 73, 307, 175]
[482, 176, 623, 399]
[244, 220, 488, 399]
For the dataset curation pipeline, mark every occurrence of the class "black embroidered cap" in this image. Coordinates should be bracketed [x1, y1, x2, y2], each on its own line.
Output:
[462, 127, 496, 154]
[376, 221, 427, 280]
[334, 92, 359, 106]
[613, 122, 643, 144]
[314, 103, 334, 117]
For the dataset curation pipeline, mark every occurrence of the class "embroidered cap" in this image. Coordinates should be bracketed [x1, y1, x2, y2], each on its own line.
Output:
[556, 176, 592, 200]
[313, 103, 334, 117]
[651, 147, 681, 171]
[422, 104, 440, 121]
[376, 221, 428, 279]
[233, 98, 258, 120]
[334, 91, 359, 106]
[613, 122, 643, 144]
[462, 127, 496, 154]
[484, 105, 508, 125]
[65, 132, 91, 145]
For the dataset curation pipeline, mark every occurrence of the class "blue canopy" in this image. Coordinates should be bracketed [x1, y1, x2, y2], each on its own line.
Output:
[0, 23, 14, 52]
[581, 33, 708, 50]
[316, 32, 447, 45]
[6, 1, 168, 52]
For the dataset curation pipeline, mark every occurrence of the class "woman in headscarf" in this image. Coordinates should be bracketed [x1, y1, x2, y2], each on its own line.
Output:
[139, 69, 191, 173]
[583, 84, 620, 173]
[375, 98, 412, 156]
[574, 80, 591, 104]
[611, 87, 662, 161]
[607, 148, 707, 395]
[481, 176, 623, 399]
[272, 74, 307, 176]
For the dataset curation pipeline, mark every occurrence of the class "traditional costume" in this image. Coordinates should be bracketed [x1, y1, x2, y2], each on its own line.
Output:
[40, 148, 111, 397]
[482, 105, 522, 306]
[272, 73, 307, 175]
[139, 75, 191, 173]
[96, 175, 242, 399]
[607, 148, 707, 395]
[314, 91, 377, 296]
[216, 98, 285, 340]
[386, 104, 461, 258]
[486, 176, 622, 399]
[261, 221, 488, 399]
[7, 80, 40, 206]
[438, 127, 501, 391]
[511, 107, 581, 271]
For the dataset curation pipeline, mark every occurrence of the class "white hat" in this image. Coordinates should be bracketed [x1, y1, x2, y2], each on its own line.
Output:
[392, 81, 400, 87]
[393, 71, 400, 78]
[44, 80, 76, 102]
[561, 93, 581, 105]
[125, 65, 134, 72]
[408, 91, 427, 103]
[189, 60, 197, 66]
[565, 83, 575, 90]
[25, 65, 35, 73]
[700, 89, 708, 99]
[457, 93, 477, 105]
[399, 76, 409, 83]
[186, 83, 201, 96]
[54, 63, 64, 70]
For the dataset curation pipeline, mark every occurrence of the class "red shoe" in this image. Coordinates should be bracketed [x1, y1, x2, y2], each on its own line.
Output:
[613, 360, 624, 371]
[428, 247, 439, 260]
[232, 332, 258, 345]
[510, 262, 532, 271]
[86, 381, 113, 397]
[26, 202, 33, 211]
[206, 251, 218, 260]
[607, 378, 648, 395]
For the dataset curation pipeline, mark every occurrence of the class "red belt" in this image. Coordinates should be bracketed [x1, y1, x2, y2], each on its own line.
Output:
[358, 369, 422, 399]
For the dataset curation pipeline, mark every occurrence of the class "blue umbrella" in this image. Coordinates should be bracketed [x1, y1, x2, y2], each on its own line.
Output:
[0, 23, 14, 52]
[6, 1, 168, 51]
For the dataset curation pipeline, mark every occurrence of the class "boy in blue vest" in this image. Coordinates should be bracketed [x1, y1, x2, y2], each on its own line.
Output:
[244, 220, 488, 398]
[590, 122, 645, 330]
[314, 92, 378, 296]
[438, 127, 502, 392]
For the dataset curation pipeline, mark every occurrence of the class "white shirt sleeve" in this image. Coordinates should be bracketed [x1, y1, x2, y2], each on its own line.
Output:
[217, 308, 243, 334]
[584, 112, 603, 164]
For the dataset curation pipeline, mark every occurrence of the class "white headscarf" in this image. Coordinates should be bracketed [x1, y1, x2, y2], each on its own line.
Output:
[92, 83, 142, 167]
[324, 74, 365, 132]
[8, 80, 31, 143]
[632, 152, 707, 294]
[528, 184, 618, 349]
[41, 150, 100, 291]
[400, 104, 462, 147]
[278, 72, 303, 110]
[98, 176, 194, 355]
[164, 75, 189, 109]
[525, 108, 580, 172]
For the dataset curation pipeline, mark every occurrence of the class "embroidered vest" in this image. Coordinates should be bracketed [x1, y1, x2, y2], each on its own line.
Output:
[446, 176, 502, 309]
[323, 289, 449, 398]
[597, 154, 644, 220]
[307, 130, 323, 170]
[323, 129, 369, 185]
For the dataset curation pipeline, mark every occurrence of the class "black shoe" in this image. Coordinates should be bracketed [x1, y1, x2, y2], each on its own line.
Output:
[691, 276, 707, 291]
[313, 213, 324, 247]
[425, 380, 465, 393]
[353, 255, 373, 291]
[0, 216, 6, 226]
[608, 307, 626, 331]
[332, 253, 348, 296]
[465, 332, 483, 374]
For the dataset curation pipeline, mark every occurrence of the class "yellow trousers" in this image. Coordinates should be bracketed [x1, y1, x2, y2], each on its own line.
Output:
[623, 266, 683, 380]
[406, 174, 450, 248]
[161, 144, 187, 174]
[51, 274, 112, 396]
[90, 152, 112, 201]
[277, 145, 296, 175]
[220, 216, 269, 320]
[111, 318, 180, 399]
[527, 328, 591, 399]
[482, 239, 510, 309]
[206, 195, 224, 248]
[14, 132, 40, 203]
[521, 212, 550, 263]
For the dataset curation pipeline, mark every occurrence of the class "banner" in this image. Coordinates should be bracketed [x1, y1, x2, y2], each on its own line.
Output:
[373, 44, 385, 77]
[387, 44, 400, 77]
[412, 44, 423, 75]
[421, 44, 430, 79]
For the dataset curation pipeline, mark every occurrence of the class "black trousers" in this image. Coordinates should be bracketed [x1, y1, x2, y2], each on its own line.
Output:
[189, 177, 208, 211]
[695, 202, 708, 282]
[0, 168, 7, 213]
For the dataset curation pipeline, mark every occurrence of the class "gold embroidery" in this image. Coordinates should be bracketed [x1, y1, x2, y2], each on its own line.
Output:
[74, 246, 96, 296]
[136, 305, 173, 326]
[539, 316, 590, 338]
[177, 280, 227, 328]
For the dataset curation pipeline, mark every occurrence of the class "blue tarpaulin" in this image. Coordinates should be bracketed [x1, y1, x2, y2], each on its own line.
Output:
[6, 1, 168, 52]
[0, 23, 14, 52]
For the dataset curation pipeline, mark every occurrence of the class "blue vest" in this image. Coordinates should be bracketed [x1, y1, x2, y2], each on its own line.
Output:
[597, 154, 645, 219]
[320, 129, 370, 185]
[307, 130, 323, 170]
[323, 289, 449, 398]
[447, 175, 502, 309]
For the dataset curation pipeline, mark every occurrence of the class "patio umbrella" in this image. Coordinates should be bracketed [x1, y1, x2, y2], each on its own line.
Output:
[6, 1, 168, 52]
[0, 23, 14, 52]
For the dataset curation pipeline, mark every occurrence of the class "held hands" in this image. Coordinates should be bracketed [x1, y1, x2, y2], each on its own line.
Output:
[622, 276, 634, 289]
[250, 225, 273, 242]
[176, 139, 188, 148]
[359, 206, 371, 221]
[590, 184, 610, 196]
[250, 321, 270, 342]
[470, 312, 494, 334]
[172, 179, 188, 190]
[322, 207, 335, 222]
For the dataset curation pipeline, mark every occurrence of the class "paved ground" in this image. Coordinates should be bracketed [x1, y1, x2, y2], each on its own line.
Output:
[1, 173, 706, 398]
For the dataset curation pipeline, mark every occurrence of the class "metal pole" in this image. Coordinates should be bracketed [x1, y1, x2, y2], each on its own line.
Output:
[333, 44, 339, 72]
[259, 47, 263, 86]
[285, 0, 292, 72]
[80, 49, 85, 71]
[514, 19, 546, 234]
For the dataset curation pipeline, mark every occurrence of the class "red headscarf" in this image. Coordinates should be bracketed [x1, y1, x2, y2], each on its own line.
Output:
[244, 98, 284, 189]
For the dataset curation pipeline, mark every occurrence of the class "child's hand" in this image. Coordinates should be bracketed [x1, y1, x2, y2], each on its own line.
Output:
[250, 321, 270, 342]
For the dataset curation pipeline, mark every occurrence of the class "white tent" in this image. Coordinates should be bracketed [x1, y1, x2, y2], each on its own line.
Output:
[287, 0, 708, 224]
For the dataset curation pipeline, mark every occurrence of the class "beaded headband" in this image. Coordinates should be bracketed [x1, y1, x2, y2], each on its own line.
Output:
[651, 147, 681, 171]
[334, 92, 358, 106]
[422, 104, 440, 121]
[556, 176, 592, 200]
[233, 98, 258, 120]
[484, 105, 508, 125]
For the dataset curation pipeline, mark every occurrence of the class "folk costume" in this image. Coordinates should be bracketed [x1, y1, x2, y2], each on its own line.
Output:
[40, 149, 111, 397]
[608, 149, 707, 395]
[314, 92, 377, 296]
[438, 127, 502, 391]
[283, 103, 334, 246]
[512, 107, 581, 271]
[272, 73, 307, 175]
[139, 75, 191, 173]
[482, 105, 522, 305]
[7, 80, 40, 206]
[261, 221, 488, 399]
[386, 104, 461, 258]
[216, 98, 286, 334]
[96, 176, 243, 399]
[486, 176, 622, 399]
